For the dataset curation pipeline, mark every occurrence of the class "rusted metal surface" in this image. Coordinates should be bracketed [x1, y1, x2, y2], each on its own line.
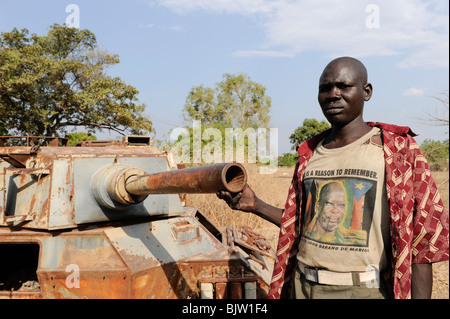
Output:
[125, 162, 247, 195]
[0, 216, 272, 299]
[230, 282, 243, 299]
[226, 225, 274, 259]
[75, 140, 123, 147]
[215, 282, 228, 299]
[0, 135, 272, 299]
[0, 136, 69, 147]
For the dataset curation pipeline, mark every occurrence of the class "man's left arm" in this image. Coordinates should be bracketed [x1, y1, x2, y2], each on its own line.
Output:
[411, 263, 432, 299]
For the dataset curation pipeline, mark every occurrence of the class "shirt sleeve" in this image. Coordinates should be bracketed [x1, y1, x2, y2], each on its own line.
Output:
[410, 138, 449, 264]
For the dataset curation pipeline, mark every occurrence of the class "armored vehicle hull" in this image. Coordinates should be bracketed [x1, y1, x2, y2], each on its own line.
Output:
[0, 136, 273, 299]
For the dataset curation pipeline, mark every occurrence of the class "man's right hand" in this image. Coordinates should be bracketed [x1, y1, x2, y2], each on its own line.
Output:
[217, 184, 283, 227]
[216, 184, 257, 212]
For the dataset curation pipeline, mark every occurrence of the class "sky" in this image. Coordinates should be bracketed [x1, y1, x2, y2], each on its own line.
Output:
[0, 0, 448, 155]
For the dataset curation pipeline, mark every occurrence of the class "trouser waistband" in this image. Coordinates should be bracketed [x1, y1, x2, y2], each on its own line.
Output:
[298, 262, 378, 286]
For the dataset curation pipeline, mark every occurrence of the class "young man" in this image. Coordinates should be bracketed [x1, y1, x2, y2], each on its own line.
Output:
[217, 57, 449, 299]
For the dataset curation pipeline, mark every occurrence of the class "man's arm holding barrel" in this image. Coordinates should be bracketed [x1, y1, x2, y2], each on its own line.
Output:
[217, 185, 283, 227]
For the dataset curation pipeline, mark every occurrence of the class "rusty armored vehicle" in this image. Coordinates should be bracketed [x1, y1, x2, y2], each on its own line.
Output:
[0, 135, 274, 299]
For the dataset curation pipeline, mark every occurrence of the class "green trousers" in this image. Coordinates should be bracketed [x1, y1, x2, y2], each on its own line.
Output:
[293, 267, 391, 299]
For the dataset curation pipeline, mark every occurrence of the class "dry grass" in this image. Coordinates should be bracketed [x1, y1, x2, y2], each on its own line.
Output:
[186, 163, 291, 248]
[186, 164, 449, 299]
[430, 171, 449, 299]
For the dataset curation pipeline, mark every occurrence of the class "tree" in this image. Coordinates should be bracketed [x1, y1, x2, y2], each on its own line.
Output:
[415, 91, 449, 171]
[176, 73, 272, 165]
[66, 132, 97, 146]
[0, 24, 153, 137]
[183, 73, 271, 129]
[418, 92, 449, 130]
[278, 152, 299, 167]
[289, 118, 331, 149]
[0, 123, 6, 135]
[421, 139, 449, 171]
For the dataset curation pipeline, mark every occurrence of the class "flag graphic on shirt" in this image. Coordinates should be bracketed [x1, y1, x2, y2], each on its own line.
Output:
[347, 178, 374, 231]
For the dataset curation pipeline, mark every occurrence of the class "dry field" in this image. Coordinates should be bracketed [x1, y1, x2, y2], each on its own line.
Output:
[431, 171, 449, 299]
[186, 164, 449, 299]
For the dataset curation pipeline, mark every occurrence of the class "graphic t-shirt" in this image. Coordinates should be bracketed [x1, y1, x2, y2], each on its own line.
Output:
[296, 127, 390, 273]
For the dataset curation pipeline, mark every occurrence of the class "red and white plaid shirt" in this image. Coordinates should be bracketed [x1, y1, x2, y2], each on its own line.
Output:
[269, 122, 449, 299]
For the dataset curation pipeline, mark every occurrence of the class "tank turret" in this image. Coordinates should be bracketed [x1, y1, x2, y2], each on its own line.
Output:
[0, 136, 273, 299]
[92, 162, 247, 210]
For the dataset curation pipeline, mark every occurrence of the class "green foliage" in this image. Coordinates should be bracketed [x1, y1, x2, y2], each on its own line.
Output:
[421, 139, 449, 171]
[169, 122, 264, 165]
[0, 24, 153, 137]
[289, 118, 331, 149]
[65, 132, 97, 146]
[0, 123, 6, 135]
[183, 73, 271, 129]
[278, 152, 299, 167]
[176, 73, 272, 165]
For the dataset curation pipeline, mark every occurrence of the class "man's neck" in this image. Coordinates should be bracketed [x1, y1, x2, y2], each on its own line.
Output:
[323, 119, 371, 149]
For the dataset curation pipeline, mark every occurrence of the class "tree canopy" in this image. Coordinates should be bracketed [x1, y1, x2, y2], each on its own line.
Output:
[0, 24, 153, 137]
[289, 118, 330, 149]
[65, 132, 97, 146]
[183, 73, 271, 129]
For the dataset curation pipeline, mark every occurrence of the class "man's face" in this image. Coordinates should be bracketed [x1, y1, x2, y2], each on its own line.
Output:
[318, 61, 371, 126]
[317, 186, 346, 233]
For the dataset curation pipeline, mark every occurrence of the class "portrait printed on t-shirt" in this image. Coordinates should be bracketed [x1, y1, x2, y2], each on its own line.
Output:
[302, 176, 376, 247]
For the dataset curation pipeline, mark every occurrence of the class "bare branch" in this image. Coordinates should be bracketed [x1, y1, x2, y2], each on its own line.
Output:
[415, 91, 449, 129]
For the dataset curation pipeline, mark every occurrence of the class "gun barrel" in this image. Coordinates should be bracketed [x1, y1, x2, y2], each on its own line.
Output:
[125, 162, 247, 195]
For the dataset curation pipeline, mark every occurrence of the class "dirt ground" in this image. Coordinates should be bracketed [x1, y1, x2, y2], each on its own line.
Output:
[188, 165, 449, 299]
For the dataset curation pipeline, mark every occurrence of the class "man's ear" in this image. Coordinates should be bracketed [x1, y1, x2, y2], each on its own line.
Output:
[364, 83, 373, 101]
